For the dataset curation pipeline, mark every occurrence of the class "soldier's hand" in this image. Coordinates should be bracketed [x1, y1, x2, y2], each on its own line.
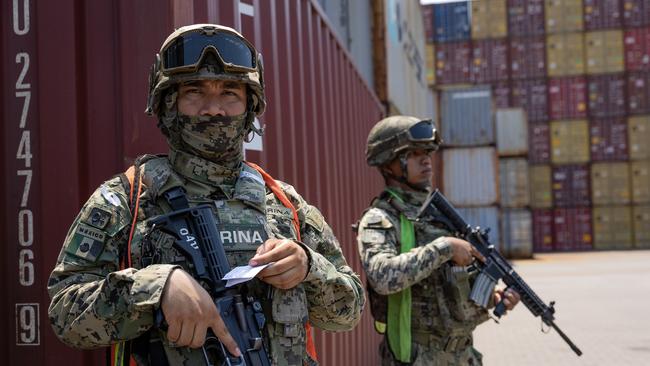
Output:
[446, 237, 485, 266]
[161, 269, 241, 356]
[249, 239, 309, 290]
[493, 288, 521, 314]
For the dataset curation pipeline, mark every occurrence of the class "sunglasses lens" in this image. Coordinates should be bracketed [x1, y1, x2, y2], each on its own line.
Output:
[408, 120, 435, 140]
[163, 32, 255, 70]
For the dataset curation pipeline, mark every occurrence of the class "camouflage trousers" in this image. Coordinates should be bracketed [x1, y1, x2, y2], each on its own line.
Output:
[379, 337, 483, 366]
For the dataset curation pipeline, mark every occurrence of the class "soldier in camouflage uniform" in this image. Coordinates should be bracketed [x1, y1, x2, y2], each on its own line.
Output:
[356, 116, 519, 365]
[48, 24, 364, 365]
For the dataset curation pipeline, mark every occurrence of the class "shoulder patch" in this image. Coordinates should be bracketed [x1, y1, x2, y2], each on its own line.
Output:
[304, 206, 325, 233]
[64, 223, 107, 262]
[86, 207, 112, 229]
[362, 208, 394, 229]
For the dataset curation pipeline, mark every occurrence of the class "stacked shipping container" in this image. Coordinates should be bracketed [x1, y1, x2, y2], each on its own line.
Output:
[424, 0, 650, 252]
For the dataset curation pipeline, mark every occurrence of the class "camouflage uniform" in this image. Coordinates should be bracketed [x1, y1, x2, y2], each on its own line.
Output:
[48, 24, 364, 365]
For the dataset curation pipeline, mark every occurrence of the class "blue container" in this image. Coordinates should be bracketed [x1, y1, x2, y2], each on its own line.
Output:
[433, 1, 470, 43]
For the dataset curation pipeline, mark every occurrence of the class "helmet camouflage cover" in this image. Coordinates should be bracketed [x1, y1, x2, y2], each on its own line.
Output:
[365, 115, 442, 167]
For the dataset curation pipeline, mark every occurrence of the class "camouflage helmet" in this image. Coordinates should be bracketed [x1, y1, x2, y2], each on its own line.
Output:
[145, 24, 265, 117]
[366, 115, 442, 166]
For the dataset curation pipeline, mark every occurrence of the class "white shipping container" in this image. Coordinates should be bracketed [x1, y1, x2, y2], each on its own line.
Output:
[500, 158, 530, 208]
[501, 209, 533, 259]
[442, 147, 499, 206]
[441, 86, 494, 146]
[458, 206, 501, 251]
[496, 108, 528, 156]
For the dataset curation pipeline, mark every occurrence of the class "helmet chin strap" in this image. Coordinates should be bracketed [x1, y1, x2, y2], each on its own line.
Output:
[381, 154, 430, 193]
[243, 91, 265, 143]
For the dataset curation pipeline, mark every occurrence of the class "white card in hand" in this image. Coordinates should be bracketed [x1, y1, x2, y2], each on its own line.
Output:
[222, 263, 272, 288]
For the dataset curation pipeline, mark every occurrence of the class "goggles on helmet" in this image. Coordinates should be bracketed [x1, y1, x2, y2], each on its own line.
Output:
[405, 119, 437, 141]
[161, 27, 258, 75]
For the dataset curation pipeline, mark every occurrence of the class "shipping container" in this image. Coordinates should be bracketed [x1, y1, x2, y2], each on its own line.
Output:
[471, 0, 508, 39]
[550, 120, 590, 164]
[470, 39, 509, 83]
[422, 4, 435, 43]
[532, 208, 555, 251]
[553, 207, 593, 250]
[435, 41, 471, 84]
[496, 109, 528, 156]
[591, 162, 632, 204]
[529, 165, 553, 208]
[442, 147, 499, 206]
[632, 205, 650, 248]
[545, 0, 585, 34]
[628, 115, 650, 160]
[433, 1, 471, 43]
[493, 81, 512, 108]
[631, 160, 650, 203]
[627, 72, 650, 115]
[507, 0, 546, 36]
[426, 44, 435, 86]
[458, 206, 502, 250]
[593, 205, 634, 249]
[546, 32, 586, 76]
[510, 36, 547, 80]
[584, 0, 623, 30]
[549, 77, 588, 120]
[440, 87, 494, 146]
[587, 74, 626, 118]
[502, 209, 534, 258]
[511, 78, 549, 122]
[623, 0, 650, 27]
[624, 27, 650, 71]
[2, 1, 385, 365]
[585, 30, 625, 74]
[552, 164, 592, 206]
[590, 118, 629, 161]
[529, 120, 551, 164]
[500, 158, 530, 207]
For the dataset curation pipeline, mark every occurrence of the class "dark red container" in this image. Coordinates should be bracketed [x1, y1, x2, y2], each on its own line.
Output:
[510, 36, 546, 79]
[493, 81, 512, 108]
[532, 209, 555, 252]
[628, 72, 650, 115]
[587, 74, 627, 118]
[623, 0, 650, 27]
[435, 41, 471, 84]
[590, 118, 629, 161]
[470, 39, 509, 83]
[529, 121, 552, 164]
[511, 78, 549, 122]
[624, 27, 650, 71]
[507, 0, 546, 36]
[584, 0, 623, 30]
[552, 164, 591, 207]
[423, 4, 435, 43]
[553, 207, 594, 251]
[548, 77, 588, 120]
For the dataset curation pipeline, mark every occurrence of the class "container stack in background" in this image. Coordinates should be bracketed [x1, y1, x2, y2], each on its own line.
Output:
[423, 0, 650, 255]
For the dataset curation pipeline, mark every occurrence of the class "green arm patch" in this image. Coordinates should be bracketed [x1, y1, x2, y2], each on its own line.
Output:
[64, 223, 107, 262]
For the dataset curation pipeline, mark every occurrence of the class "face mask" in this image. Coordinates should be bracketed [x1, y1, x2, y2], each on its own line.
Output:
[177, 113, 249, 163]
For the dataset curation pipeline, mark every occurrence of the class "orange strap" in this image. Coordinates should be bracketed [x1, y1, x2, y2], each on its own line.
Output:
[124, 166, 143, 269]
[245, 162, 318, 362]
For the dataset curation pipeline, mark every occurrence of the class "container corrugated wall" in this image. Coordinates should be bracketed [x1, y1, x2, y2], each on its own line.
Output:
[470, 39, 509, 83]
[593, 206, 634, 249]
[457, 206, 502, 249]
[496, 109, 528, 156]
[553, 207, 593, 250]
[435, 41, 471, 85]
[631, 160, 650, 203]
[587, 74, 627, 118]
[591, 162, 632, 204]
[511, 79, 549, 122]
[549, 77, 588, 119]
[624, 27, 650, 71]
[628, 116, 650, 159]
[502, 209, 534, 258]
[546, 32, 586, 76]
[500, 158, 530, 207]
[623, 0, 650, 27]
[1, 1, 385, 365]
[432, 1, 470, 43]
[440, 87, 494, 146]
[584, 0, 623, 30]
[532, 209, 555, 251]
[552, 164, 592, 206]
[585, 30, 625, 74]
[510, 36, 547, 80]
[530, 165, 553, 208]
[550, 120, 590, 164]
[633, 205, 650, 248]
[545, 0, 585, 34]
[442, 147, 499, 206]
[529, 121, 551, 163]
[471, 0, 508, 39]
[627, 72, 650, 114]
[507, 0, 546, 37]
[589, 118, 629, 161]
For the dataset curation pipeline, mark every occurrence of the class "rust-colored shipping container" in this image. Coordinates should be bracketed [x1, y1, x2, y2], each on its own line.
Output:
[529, 164, 553, 208]
[501, 209, 534, 258]
[549, 77, 588, 120]
[553, 207, 593, 251]
[510, 36, 547, 80]
[435, 41, 471, 85]
[546, 32, 585, 77]
[507, 0, 546, 36]
[584, 0, 623, 30]
[512, 78, 549, 122]
[585, 30, 625, 74]
[532, 209, 555, 251]
[471, 0, 508, 39]
[587, 74, 626, 118]
[545, 0, 585, 34]
[529, 120, 552, 164]
[422, 4, 435, 43]
[1, 1, 384, 365]
[591, 162, 632, 204]
[624, 27, 650, 71]
[590, 118, 629, 161]
[500, 158, 530, 207]
[493, 81, 512, 108]
[551, 120, 590, 164]
[631, 160, 650, 203]
[628, 115, 650, 160]
[552, 164, 591, 207]
[470, 39, 509, 83]
[627, 72, 650, 115]
[593, 206, 634, 249]
[633, 205, 650, 248]
[623, 0, 650, 27]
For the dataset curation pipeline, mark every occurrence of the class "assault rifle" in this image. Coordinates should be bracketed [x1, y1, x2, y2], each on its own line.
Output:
[149, 205, 270, 366]
[417, 190, 583, 356]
